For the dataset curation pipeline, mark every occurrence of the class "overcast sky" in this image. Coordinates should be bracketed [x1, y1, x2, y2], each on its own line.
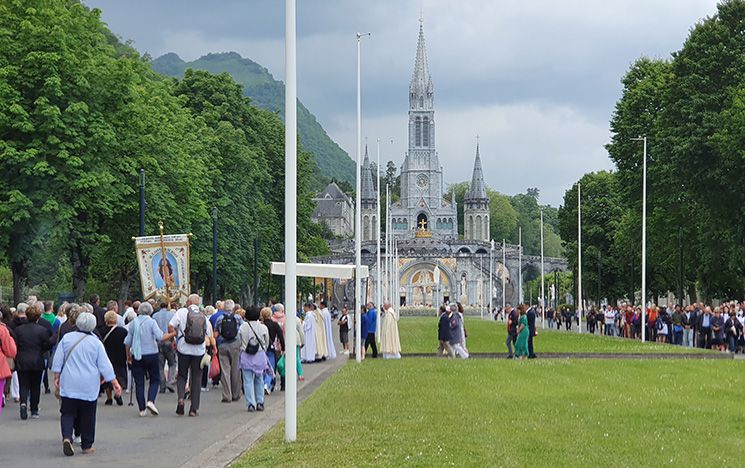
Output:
[84, 0, 718, 206]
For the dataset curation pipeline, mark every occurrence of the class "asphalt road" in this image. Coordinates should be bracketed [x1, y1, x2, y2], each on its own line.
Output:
[0, 355, 347, 468]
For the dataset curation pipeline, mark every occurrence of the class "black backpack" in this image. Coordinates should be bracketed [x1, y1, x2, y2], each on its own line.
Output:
[220, 313, 238, 341]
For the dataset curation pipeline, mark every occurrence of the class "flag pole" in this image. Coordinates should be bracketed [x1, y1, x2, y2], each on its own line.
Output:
[283, 0, 298, 442]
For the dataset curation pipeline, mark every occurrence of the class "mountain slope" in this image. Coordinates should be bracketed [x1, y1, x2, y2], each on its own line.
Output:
[152, 52, 355, 185]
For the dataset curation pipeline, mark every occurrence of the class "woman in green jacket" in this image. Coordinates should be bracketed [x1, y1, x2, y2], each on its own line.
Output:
[515, 304, 529, 360]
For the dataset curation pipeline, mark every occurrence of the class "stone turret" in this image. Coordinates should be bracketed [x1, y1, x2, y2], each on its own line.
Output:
[360, 145, 378, 241]
[463, 141, 490, 241]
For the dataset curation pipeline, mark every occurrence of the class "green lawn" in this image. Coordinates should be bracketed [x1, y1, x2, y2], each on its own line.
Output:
[398, 317, 708, 354]
[239, 358, 745, 467]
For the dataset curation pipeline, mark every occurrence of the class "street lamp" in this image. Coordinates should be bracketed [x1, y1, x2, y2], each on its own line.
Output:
[139, 169, 146, 237]
[355, 31, 370, 364]
[577, 183, 582, 333]
[490, 239, 495, 320]
[632, 135, 647, 342]
[376, 137, 381, 341]
[212, 207, 218, 303]
[540, 208, 545, 328]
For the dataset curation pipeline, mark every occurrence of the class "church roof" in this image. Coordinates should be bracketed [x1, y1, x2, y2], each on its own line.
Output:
[360, 144, 377, 202]
[315, 182, 351, 204]
[410, 20, 433, 96]
[465, 141, 488, 201]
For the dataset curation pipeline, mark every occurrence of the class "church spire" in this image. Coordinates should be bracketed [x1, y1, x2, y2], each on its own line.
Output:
[360, 144, 377, 202]
[409, 19, 433, 108]
[465, 138, 487, 201]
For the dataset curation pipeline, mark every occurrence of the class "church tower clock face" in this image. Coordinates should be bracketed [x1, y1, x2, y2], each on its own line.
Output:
[416, 174, 429, 189]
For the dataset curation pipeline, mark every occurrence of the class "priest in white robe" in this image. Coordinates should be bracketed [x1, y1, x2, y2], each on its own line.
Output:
[380, 301, 401, 359]
[312, 304, 329, 359]
[301, 303, 317, 363]
[320, 301, 337, 360]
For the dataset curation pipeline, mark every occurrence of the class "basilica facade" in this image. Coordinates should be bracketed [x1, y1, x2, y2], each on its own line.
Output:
[314, 21, 567, 310]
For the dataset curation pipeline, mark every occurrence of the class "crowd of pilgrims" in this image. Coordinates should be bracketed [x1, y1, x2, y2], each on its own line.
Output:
[0, 294, 401, 457]
[544, 301, 745, 351]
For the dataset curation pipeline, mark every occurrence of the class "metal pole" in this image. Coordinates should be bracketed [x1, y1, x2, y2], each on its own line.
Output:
[139, 169, 145, 237]
[554, 269, 559, 310]
[283, 0, 298, 442]
[502, 239, 506, 312]
[354, 32, 369, 363]
[517, 230, 522, 303]
[376, 138, 381, 341]
[386, 183, 390, 303]
[254, 236, 259, 305]
[540, 209, 545, 329]
[641, 136, 647, 342]
[490, 239, 494, 319]
[479, 254, 484, 318]
[577, 182, 583, 333]
[212, 207, 218, 303]
[632, 136, 647, 342]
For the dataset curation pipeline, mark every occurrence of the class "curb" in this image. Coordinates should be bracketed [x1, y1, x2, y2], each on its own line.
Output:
[401, 352, 734, 360]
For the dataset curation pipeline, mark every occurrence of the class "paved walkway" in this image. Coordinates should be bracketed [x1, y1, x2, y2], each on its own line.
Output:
[0, 356, 347, 468]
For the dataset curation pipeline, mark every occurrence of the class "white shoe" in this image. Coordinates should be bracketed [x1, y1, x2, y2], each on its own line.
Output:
[146, 401, 159, 415]
[139, 410, 147, 417]
[200, 387, 208, 392]
[264, 385, 270, 395]
[73, 436, 81, 445]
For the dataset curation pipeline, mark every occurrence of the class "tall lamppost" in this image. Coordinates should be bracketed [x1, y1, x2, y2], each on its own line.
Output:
[212, 207, 218, 303]
[489, 239, 495, 319]
[139, 169, 146, 237]
[354, 31, 370, 363]
[632, 135, 647, 342]
[501, 239, 506, 314]
[540, 208, 545, 328]
[375, 137, 381, 340]
[577, 183, 583, 333]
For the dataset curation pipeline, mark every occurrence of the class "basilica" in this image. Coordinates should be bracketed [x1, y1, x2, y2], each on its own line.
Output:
[314, 21, 566, 310]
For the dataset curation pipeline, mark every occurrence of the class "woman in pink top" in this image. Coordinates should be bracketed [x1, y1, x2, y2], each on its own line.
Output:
[1, 306, 18, 416]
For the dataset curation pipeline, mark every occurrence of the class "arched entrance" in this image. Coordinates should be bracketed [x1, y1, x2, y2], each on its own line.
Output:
[399, 260, 457, 307]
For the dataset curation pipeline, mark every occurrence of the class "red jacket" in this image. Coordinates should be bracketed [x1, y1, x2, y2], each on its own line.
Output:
[0, 323, 17, 379]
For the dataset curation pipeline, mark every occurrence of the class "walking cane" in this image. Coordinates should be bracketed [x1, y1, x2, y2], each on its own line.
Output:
[128, 367, 134, 406]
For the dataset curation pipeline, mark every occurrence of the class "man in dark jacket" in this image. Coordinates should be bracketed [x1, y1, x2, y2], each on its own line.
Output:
[90, 294, 107, 329]
[527, 306, 537, 359]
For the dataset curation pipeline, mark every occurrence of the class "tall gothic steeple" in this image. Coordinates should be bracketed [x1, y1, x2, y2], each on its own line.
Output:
[464, 139, 490, 242]
[360, 144, 378, 242]
[465, 139, 487, 201]
[409, 19, 433, 110]
[360, 144, 377, 205]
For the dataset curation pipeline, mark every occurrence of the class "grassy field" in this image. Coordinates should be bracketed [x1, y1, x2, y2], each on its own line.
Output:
[238, 358, 745, 467]
[398, 317, 709, 354]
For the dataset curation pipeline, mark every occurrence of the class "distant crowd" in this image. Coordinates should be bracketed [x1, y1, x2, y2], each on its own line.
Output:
[0, 294, 401, 457]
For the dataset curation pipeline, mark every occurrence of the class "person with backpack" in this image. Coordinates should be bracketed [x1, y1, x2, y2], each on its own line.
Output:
[238, 305, 272, 412]
[164, 294, 212, 417]
[215, 299, 243, 403]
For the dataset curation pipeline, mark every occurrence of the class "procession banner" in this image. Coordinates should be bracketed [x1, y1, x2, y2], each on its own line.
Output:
[134, 234, 190, 305]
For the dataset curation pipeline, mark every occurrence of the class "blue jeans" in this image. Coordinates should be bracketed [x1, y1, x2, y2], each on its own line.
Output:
[264, 352, 276, 391]
[683, 328, 694, 348]
[728, 335, 738, 353]
[242, 369, 264, 408]
[131, 353, 161, 411]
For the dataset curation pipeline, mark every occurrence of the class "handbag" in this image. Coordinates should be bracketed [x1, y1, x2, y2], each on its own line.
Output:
[208, 347, 220, 379]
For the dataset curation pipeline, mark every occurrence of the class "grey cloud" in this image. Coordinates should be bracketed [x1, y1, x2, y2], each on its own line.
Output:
[85, 0, 719, 205]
